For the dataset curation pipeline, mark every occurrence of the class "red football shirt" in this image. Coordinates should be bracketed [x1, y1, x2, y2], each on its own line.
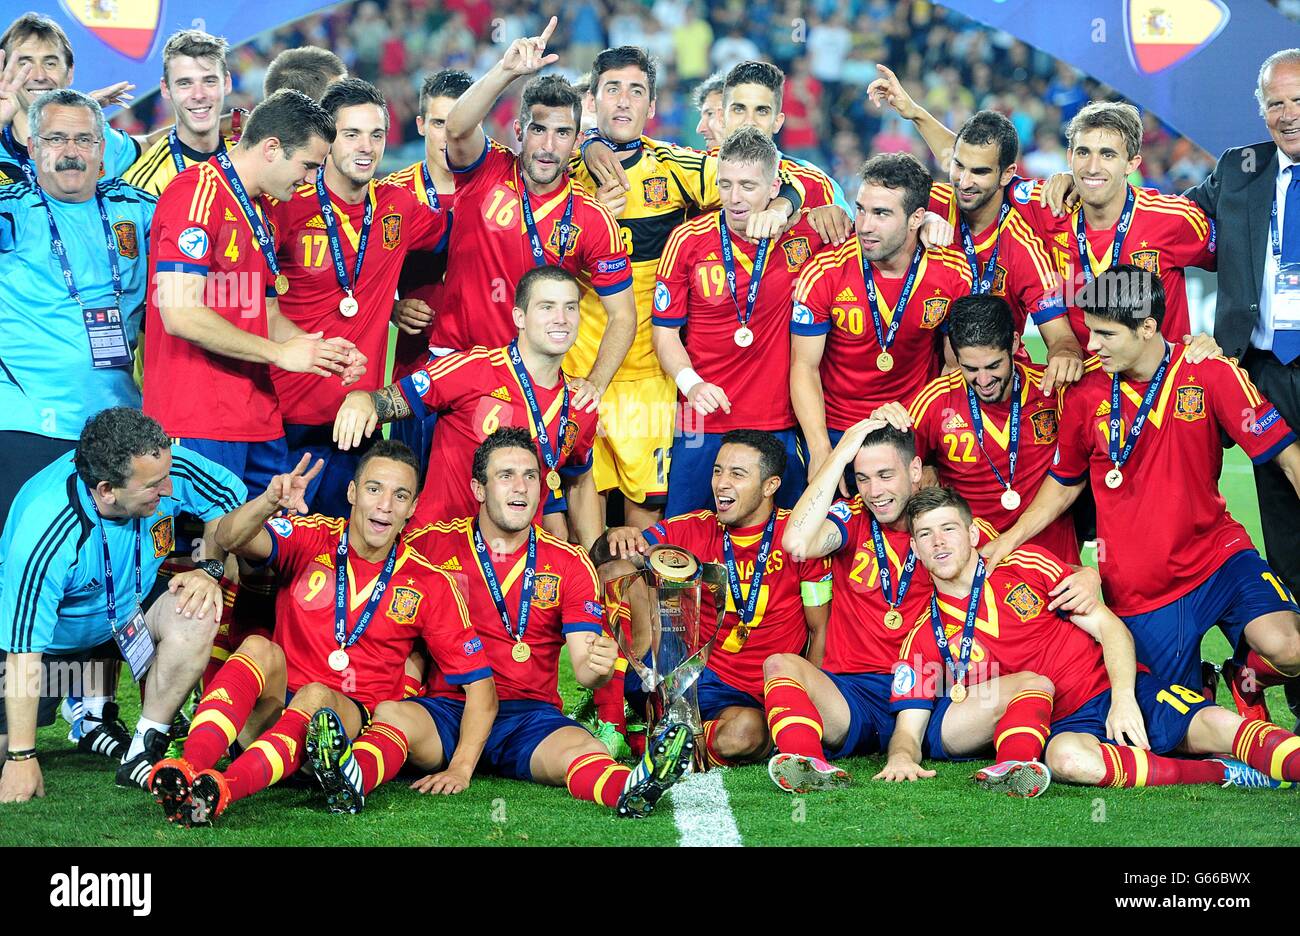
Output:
[642, 508, 832, 697]
[441, 136, 632, 351]
[654, 213, 824, 432]
[892, 547, 1113, 720]
[405, 519, 605, 708]
[1050, 345, 1296, 615]
[821, 496, 999, 674]
[908, 361, 1080, 563]
[781, 156, 837, 211]
[397, 345, 599, 527]
[264, 514, 492, 709]
[383, 159, 460, 378]
[268, 177, 448, 426]
[1009, 178, 1217, 347]
[145, 158, 282, 441]
[792, 239, 973, 431]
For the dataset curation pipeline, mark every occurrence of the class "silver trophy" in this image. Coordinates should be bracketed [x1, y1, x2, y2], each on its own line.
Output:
[603, 544, 728, 763]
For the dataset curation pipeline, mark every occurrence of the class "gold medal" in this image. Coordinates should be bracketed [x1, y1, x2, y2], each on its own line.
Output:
[1105, 467, 1124, 489]
[546, 469, 562, 492]
[274, 273, 289, 295]
[883, 609, 904, 630]
[950, 682, 967, 703]
[876, 351, 894, 372]
[511, 640, 532, 663]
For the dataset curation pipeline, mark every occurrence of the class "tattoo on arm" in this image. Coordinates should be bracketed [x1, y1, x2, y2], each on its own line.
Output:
[373, 385, 411, 423]
[821, 529, 841, 555]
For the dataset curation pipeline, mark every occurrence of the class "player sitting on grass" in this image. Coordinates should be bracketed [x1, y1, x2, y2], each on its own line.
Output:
[889, 487, 1300, 795]
[306, 428, 693, 818]
[147, 441, 495, 826]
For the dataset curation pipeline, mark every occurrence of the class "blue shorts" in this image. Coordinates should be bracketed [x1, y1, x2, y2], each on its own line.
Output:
[389, 411, 439, 487]
[410, 696, 587, 781]
[1122, 550, 1300, 689]
[175, 436, 289, 494]
[696, 667, 762, 721]
[665, 428, 808, 517]
[283, 423, 372, 520]
[1047, 672, 1213, 755]
[822, 671, 895, 759]
[886, 682, 966, 762]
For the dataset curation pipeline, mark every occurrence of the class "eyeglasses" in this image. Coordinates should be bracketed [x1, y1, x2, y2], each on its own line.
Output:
[37, 134, 102, 151]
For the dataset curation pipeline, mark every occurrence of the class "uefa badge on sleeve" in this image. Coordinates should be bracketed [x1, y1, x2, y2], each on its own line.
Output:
[654, 282, 670, 312]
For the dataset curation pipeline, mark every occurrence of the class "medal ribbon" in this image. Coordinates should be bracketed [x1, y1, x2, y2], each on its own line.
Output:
[92, 495, 141, 632]
[862, 242, 923, 355]
[473, 521, 537, 645]
[507, 339, 569, 479]
[721, 509, 778, 630]
[870, 516, 917, 611]
[3, 126, 34, 183]
[960, 200, 1011, 294]
[36, 185, 123, 309]
[929, 557, 986, 691]
[420, 161, 442, 212]
[333, 525, 399, 652]
[315, 168, 374, 300]
[1108, 343, 1171, 473]
[718, 208, 771, 333]
[1075, 184, 1135, 284]
[965, 365, 1021, 495]
[517, 164, 575, 265]
[214, 149, 283, 282]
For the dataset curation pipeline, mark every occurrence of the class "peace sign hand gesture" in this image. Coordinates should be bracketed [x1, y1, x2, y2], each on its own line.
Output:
[262, 453, 324, 515]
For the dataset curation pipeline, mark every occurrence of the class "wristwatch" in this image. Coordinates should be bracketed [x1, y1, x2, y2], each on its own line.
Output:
[197, 559, 226, 582]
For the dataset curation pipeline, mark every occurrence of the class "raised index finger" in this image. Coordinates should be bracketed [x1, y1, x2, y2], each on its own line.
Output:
[539, 15, 557, 45]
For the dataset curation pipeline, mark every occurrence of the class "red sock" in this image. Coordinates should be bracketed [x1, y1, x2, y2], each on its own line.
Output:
[994, 689, 1054, 762]
[352, 722, 409, 795]
[223, 707, 310, 803]
[593, 659, 627, 733]
[1234, 719, 1300, 781]
[1243, 650, 1295, 689]
[565, 752, 632, 808]
[763, 676, 824, 759]
[401, 673, 423, 699]
[185, 651, 265, 771]
[702, 719, 738, 768]
[1097, 743, 1226, 787]
[199, 578, 241, 691]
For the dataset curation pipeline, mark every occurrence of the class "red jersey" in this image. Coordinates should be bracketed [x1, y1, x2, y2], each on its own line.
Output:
[642, 508, 832, 697]
[405, 519, 605, 708]
[781, 156, 837, 211]
[892, 547, 1113, 720]
[822, 496, 999, 674]
[654, 213, 824, 432]
[792, 238, 973, 432]
[397, 345, 598, 528]
[441, 137, 631, 351]
[1009, 178, 1217, 347]
[1050, 345, 1296, 615]
[382, 159, 459, 378]
[908, 361, 1080, 563]
[264, 514, 491, 709]
[927, 182, 1067, 338]
[145, 158, 282, 441]
[268, 178, 448, 426]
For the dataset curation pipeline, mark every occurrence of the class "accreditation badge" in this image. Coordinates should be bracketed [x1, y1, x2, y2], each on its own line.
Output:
[1273, 263, 1300, 335]
[112, 606, 156, 680]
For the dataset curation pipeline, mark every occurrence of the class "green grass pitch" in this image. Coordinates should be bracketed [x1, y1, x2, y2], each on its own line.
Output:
[3, 338, 1298, 846]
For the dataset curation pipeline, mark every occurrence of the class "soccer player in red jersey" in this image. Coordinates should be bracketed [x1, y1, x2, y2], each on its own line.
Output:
[147, 440, 494, 825]
[333, 266, 601, 547]
[654, 129, 826, 516]
[268, 79, 449, 518]
[792, 152, 973, 489]
[594, 430, 834, 768]
[144, 90, 365, 493]
[440, 17, 634, 403]
[987, 267, 1300, 722]
[306, 429, 693, 818]
[890, 487, 1300, 794]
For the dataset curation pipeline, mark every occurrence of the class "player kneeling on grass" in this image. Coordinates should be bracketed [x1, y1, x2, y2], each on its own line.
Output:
[887, 487, 1300, 796]
[308, 428, 693, 818]
[147, 440, 495, 826]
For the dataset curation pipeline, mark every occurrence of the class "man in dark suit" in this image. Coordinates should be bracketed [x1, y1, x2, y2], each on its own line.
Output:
[1184, 48, 1300, 724]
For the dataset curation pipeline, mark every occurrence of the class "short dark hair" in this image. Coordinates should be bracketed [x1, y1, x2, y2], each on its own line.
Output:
[723, 61, 784, 111]
[592, 47, 657, 100]
[904, 485, 973, 533]
[947, 294, 1015, 354]
[718, 429, 786, 481]
[515, 265, 580, 312]
[1076, 263, 1165, 331]
[859, 152, 932, 218]
[1066, 101, 1143, 161]
[354, 438, 419, 484]
[719, 125, 778, 181]
[953, 110, 1020, 173]
[693, 72, 725, 110]
[75, 408, 171, 489]
[1, 13, 73, 70]
[241, 89, 336, 154]
[319, 77, 388, 128]
[520, 74, 581, 129]
[472, 426, 538, 485]
[161, 28, 229, 83]
[419, 68, 472, 114]
[263, 46, 347, 101]
[860, 424, 917, 465]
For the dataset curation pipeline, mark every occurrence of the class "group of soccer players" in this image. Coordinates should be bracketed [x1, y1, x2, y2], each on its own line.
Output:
[5, 8, 1300, 830]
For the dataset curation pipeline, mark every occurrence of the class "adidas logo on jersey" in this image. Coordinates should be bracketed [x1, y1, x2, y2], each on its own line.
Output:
[1095, 401, 1112, 417]
[943, 413, 970, 431]
[439, 556, 463, 571]
[835, 287, 858, 302]
[703, 252, 718, 262]
[225, 208, 238, 222]
[490, 386, 512, 402]
[306, 214, 327, 229]
[314, 553, 335, 569]
[1055, 232, 1071, 247]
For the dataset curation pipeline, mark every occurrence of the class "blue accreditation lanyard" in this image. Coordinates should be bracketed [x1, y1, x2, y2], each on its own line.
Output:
[721, 510, 778, 639]
[718, 209, 771, 343]
[517, 164, 574, 266]
[929, 558, 986, 699]
[961, 200, 1011, 294]
[473, 521, 538, 659]
[862, 242, 923, 360]
[420, 161, 442, 212]
[870, 516, 917, 625]
[965, 365, 1022, 501]
[315, 169, 374, 308]
[93, 501, 141, 633]
[214, 149, 284, 291]
[1075, 184, 1135, 285]
[581, 128, 643, 154]
[3, 125, 34, 183]
[166, 128, 226, 174]
[507, 339, 569, 494]
[36, 184, 123, 309]
[331, 525, 398, 670]
[1106, 343, 1171, 487]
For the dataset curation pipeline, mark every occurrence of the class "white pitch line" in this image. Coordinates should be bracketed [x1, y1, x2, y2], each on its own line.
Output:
[668, 769, 743, 847]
